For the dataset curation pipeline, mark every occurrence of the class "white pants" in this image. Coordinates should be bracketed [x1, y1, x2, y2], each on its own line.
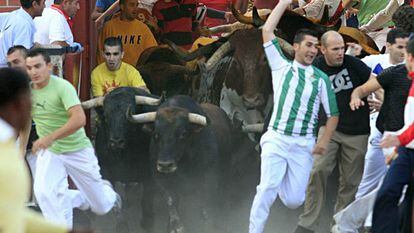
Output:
[355, 114, 386, 199]
[34, 147, 117, 228]
[332, 115, 395, 233]
[249, 130, 315, 233]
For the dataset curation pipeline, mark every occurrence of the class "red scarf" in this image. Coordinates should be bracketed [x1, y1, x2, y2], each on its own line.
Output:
[50, 4, 74, 32]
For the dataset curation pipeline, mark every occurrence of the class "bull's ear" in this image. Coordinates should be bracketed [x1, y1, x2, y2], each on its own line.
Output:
[142, 123, 154, 134]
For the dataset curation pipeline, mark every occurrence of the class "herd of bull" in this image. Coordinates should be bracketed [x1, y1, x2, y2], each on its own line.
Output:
[78, 6, 382, 233]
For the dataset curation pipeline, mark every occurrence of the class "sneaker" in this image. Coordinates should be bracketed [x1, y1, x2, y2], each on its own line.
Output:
[293, 225, 314, 233]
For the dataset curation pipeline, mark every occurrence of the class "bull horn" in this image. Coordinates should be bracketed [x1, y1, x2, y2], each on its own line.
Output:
[188, 113, 207, 126]
[206, 41, 233, 70]
[231, 4, 253, 24]
[128, 112, 157, 124]
[81, 96, 105, 109]
[242, 123, 264, 133]
[165, 39, 215, 62]
[207, 22, 252, 35]
[135, 96, 162, 106]
[252, 7, 266, 27]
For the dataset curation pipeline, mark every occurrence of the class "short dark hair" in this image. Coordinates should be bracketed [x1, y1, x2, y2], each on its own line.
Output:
[386, 28, 410, 44]
[393, 5, 414, 33]
[407, 39, 414, 56]
[20, 0, 41, 9]
[293, 29, 319, 44]
[27, 48, 51, 64]
[0, 68, 30, 107]
[104, 37, 123, 51]
[7, 45, 28, 57]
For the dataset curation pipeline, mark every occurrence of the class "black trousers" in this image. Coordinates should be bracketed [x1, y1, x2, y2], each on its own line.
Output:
[372, 146, 414, 233]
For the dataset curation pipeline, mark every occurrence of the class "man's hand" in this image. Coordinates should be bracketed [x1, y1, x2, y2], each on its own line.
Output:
[368, 97, 382, 112]
[345, 42, 362, 56]
[349, 96, 365, 111]
[313, 139, 328, 155]
[32, 135, 55, 154]
[381, 135, 401, 148]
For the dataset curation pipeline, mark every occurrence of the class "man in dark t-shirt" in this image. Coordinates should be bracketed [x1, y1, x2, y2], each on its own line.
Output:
[295, 31, 372, 233]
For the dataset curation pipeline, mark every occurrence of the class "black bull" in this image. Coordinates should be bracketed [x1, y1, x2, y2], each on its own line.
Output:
[128, 95, 234, 232]
[82, 87, 160, 232]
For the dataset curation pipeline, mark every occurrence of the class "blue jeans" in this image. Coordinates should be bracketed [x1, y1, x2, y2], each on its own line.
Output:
[372, 147, 414, 233]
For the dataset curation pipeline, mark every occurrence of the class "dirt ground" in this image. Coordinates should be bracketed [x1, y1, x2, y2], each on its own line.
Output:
[73, 133, 340, 233]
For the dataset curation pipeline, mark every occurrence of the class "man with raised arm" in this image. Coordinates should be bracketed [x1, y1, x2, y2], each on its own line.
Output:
[249, 1, 339, 232]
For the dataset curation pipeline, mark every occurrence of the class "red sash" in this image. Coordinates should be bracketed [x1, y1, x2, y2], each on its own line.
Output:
[50, 4, 74, 32]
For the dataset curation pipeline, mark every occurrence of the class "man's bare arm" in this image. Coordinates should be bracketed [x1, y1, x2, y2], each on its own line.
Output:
[262, 0, 292, 43]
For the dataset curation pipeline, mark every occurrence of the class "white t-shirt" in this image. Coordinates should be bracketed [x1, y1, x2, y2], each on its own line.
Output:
[362, 54, 395, 75]
[34, 7, 74, 46]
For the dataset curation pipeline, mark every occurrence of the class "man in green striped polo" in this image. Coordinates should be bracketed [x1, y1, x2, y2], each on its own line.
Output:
[295, 31, 373, 233]
[249, 1, 339, 232]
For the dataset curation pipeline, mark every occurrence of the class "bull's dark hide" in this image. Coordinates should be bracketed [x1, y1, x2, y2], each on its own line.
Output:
[137, 47, 192, 97]
[94, 87, 159, 231]
[145, 95, 233, 232]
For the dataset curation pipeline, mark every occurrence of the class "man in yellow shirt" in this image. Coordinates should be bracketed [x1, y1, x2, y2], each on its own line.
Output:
[92, 36, 148, 97]
[0, 67, 91, 233]
[97, 0, 158, 66]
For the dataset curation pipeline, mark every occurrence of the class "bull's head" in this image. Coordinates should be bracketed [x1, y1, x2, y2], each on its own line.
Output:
[81, 87, 161, 151]
[127, 107, 207, 173]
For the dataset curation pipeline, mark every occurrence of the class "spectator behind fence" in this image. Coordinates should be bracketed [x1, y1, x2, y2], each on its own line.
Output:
[7, 45, 28, 70]
[92, 37, 148, 97]
[34, 0, 82, 48]
[152, 0, 198, 49]
[0, 0, 45, 67]
[98, 0, 158, 67]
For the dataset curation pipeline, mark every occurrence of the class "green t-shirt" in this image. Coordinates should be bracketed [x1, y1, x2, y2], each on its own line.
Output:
[31, 76, 92, 154]
[357, 0, 395, 27]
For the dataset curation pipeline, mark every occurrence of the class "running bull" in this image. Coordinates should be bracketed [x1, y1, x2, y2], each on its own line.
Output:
[128, 95, 233, 233]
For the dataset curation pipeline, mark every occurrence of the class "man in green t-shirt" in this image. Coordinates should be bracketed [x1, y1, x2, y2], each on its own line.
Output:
[23, 48, 121, 228]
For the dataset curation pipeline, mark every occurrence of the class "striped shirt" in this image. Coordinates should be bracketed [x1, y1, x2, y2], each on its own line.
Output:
[264, 39, 339, 136]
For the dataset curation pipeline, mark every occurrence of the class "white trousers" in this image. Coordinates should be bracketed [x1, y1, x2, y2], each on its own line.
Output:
[34, 147, 117, 228]
[355, 117, 386, 199]
[249, 130, 315, 233]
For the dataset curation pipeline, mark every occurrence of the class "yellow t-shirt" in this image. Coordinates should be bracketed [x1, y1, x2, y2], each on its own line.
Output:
[0, 139, 67, 233]
[98, 17, 158, 66]
[91, 62, 147, 97]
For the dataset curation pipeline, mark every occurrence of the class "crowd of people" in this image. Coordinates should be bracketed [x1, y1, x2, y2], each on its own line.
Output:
[2, 0, 414, 233]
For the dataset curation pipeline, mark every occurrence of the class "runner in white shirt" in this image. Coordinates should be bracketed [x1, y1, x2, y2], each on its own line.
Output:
[0, 0, 45, 67]
[34, 0, 80, 47]
[249, 1, 339, 233]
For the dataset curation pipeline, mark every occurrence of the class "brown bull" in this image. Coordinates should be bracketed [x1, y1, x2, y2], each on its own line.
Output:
[136, 45, 197, 96]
